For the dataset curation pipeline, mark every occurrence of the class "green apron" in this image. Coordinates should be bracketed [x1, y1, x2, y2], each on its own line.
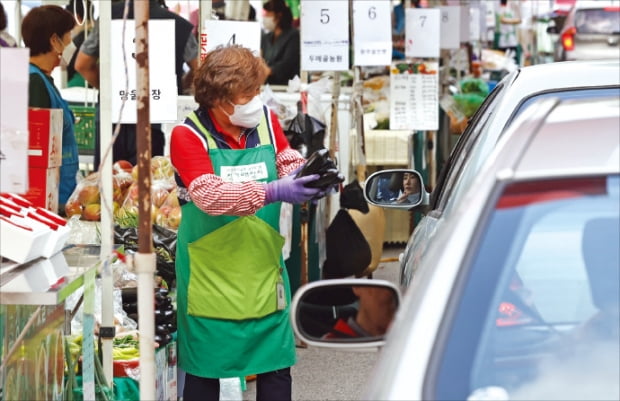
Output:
[176, 111, 296, 378]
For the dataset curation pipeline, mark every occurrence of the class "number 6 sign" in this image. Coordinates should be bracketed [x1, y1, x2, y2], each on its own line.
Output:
[405, 8, 440, 59]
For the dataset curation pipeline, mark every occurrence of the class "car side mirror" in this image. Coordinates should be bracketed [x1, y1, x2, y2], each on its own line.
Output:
[363, 169, 428, 210]
[546, 25, 558, 34]
[290, 279, 401, 349]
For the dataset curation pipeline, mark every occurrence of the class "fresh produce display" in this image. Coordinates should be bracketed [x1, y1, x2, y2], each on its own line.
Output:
[114, 156, 181, 231]
[64, 156, 181, 231]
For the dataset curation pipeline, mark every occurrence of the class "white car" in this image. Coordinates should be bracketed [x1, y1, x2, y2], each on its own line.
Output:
[291, 95, 620, 400]
[394, 60, 620, 289]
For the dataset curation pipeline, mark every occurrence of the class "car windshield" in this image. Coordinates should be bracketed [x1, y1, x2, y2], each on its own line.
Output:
[575, 8, 620, 34]
[434, 175, 620, 401]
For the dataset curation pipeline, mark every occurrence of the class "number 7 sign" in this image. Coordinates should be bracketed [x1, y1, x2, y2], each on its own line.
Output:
[405, 8, 440, 59]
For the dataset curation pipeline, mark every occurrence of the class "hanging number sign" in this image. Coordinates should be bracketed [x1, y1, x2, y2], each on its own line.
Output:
[460, 5, 471, 43]
[405, 8, 440, 58]
[352, 0, 392, 66]
[439, 6, 461, 49]
[111, 20, 177, 123]
[300, 0, 349, 71]
[0, 48, 29, 193]
[202, 20, 261, 55]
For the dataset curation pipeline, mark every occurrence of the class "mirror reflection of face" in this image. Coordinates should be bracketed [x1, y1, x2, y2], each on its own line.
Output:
[403, 172, 420, 196]
[352, 286, 397, 336]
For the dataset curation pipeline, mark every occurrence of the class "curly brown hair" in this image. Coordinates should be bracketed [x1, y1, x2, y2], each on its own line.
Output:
[193, 45, 268, 110]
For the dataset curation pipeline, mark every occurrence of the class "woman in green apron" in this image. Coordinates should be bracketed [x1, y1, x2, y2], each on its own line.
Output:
[170, 45, 325, 401]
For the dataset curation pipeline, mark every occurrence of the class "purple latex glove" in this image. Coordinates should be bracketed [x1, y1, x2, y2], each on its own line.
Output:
[265, 173, 322, 204]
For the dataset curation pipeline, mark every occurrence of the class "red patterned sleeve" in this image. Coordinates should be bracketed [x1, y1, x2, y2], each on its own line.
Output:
[170, 124, 267, 216]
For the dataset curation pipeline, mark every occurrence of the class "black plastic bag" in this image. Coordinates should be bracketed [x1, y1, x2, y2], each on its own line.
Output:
[114, 224, 177, 286]
[285, 102, 326, 158]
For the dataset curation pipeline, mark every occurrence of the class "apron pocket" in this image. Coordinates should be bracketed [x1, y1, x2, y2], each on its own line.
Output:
[187, 216, 284, 320]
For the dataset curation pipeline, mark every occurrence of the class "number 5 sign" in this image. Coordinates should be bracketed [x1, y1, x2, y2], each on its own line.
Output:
[405, 8, 440, 59]
[301, 0, 349, 71]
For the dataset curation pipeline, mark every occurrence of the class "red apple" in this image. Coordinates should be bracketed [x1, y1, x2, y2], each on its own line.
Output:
[113, 160, 133, 174]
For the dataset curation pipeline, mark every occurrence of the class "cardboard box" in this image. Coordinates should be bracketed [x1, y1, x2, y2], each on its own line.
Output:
[22, 167, 60, 213]
[28, 108, 63, 168]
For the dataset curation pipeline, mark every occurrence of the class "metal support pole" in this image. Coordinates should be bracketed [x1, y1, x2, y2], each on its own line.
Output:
[134, 1, 156, 400]
[98, 0, 114, 387]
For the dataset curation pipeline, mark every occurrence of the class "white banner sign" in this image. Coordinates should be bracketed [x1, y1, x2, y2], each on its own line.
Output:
[202, 20, 261, 55]
[111, 20, 177, 123]
[405, 8, 440, 59]
[469, 6, 482, 41]
[352, 0, 392, 66]
[1, 48, 29, 193]
[440, 6, 460, 49]
[460, 5, 471, 43]
[389, 62, 439, 131]
[300, 0, 350, 71]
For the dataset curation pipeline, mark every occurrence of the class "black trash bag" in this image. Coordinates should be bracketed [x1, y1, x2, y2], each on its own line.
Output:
[114, 224, 177, 287]
[322, 209, 371, 280]
[285, 102, 326, 158]
[340, 179, 369, 214]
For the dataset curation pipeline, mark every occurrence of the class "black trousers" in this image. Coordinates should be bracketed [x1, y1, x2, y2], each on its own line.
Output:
[183, 368, 292, 401]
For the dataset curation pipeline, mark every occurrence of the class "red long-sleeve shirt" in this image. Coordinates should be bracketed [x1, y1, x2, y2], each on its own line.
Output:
[170, 108, 305, 216]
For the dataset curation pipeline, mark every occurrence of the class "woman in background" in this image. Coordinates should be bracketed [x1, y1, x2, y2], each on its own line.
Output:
[22, 5, 79, 211]
[260, 0, 300, 86]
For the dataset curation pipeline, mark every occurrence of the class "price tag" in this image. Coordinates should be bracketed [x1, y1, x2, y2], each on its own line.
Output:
[110, 20, 177, 123]
[439, 6, 460, 49]
[405, 8, 440, 59]
[201, 20, 261, 56]
[300, 0, 350, 71]
[0, 48, 29, 194]
[389, 62, 439, 131]
[352, 0, 392, 66]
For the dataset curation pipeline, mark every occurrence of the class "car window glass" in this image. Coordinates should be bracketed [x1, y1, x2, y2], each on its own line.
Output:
[575, 8, 620, 34]
[441, 87, 619, 217]
[433, 175, 620, 401]
[431, 81, 506, 209]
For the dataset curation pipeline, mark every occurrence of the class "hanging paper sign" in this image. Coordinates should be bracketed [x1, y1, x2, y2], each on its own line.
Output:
[352, 0, 392, 66]
[469, 7, 482, 41]
[389, 62, 439, 131]
[0, 48, 29, 193]
[439, 6, 461, 49]
[110, 20, 177, 123]
[405, 8, 440, 58]
[202, 20, 261, 56]
[460, 6, 471, 43]
[300, 0, 350, 71]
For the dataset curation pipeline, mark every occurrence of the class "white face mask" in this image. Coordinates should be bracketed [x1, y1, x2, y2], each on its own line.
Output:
[60, 40, 77, 67]
[262, 16, 276, 32]
[222, 96, 264, 128]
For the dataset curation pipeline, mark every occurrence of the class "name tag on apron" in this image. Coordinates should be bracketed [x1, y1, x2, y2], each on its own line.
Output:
[220, 162, 268, 183]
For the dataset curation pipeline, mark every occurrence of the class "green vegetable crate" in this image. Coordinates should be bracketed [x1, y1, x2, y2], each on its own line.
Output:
[70, 105, 96, 155]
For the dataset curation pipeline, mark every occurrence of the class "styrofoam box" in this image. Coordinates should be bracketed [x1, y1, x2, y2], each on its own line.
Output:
[0, 219, 50, 264]
[41, 224, 70, 258]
